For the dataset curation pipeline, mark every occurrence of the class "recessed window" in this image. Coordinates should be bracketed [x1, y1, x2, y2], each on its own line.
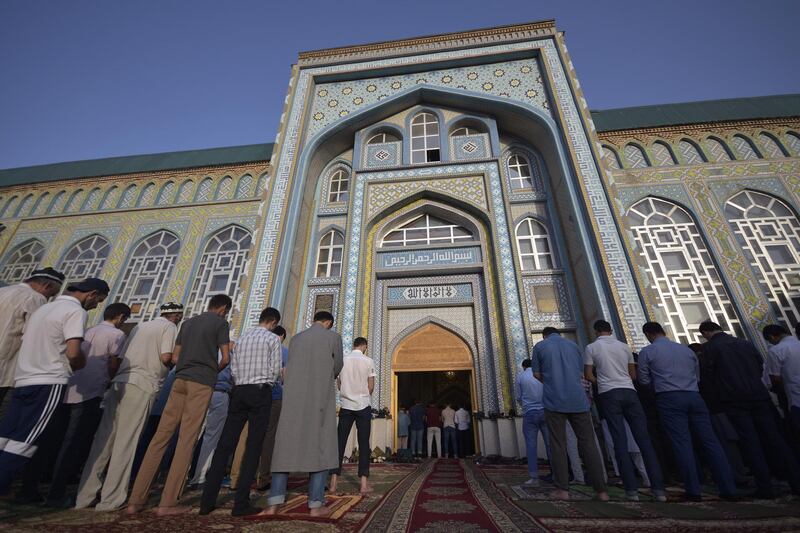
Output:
[366, 132, 399, 144]
[381, 214, 474, 247]
[533, 285, 558, 313]
[328, 169, 350, 203]
[508, 155, 534, 190]
[410, 112, 441, 164]
[316, 230, 344, 277]
[515, 218, 554, 271]
[451, 126, 479, 136]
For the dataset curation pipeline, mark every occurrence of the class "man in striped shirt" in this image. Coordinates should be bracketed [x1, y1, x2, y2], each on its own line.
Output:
[200, 307, 282, 516]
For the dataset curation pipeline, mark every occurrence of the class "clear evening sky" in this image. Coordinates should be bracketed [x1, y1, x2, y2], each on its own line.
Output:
[1, 0, 798, 170]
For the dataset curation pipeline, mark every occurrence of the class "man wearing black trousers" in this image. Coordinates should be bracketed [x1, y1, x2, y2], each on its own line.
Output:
[329, 337, 374, 495]
[700, 320, 800, 498]
[199, 307, 282, 516]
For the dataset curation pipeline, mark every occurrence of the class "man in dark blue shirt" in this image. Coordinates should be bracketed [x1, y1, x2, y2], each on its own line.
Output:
[409, 400, 426, 458]
[700, 321, 800, 498]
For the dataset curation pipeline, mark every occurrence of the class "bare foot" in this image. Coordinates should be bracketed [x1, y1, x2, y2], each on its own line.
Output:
[252, 505, 280, 516]
[309, 505, 332, 518]
[155, 505, 191, 516]
[328, 474, 338, 493]
[125, 504, 145, 515]
[595, 491, 610, 502]
[360, 484, 372, 495]
[551, 489, 570, 500]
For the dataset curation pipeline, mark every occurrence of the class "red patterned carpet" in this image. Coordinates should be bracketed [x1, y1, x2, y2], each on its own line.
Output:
[1, 461, 799, 532]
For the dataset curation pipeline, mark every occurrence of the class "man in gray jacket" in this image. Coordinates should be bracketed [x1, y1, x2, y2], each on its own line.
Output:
[262, 311, 343, 518]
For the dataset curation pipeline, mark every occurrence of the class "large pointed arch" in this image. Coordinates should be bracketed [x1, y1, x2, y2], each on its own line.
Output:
[0, 238, 45, 283]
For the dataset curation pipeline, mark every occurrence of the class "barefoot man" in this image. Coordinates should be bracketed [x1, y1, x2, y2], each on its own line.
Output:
[262, 311, 343, 517]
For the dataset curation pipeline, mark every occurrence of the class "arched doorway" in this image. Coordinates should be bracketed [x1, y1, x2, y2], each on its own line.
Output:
[392, 322, 478, 453]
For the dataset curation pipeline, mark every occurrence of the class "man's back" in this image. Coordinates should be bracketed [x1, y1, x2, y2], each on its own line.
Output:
[532, 334, 588, 413]
[0, 284, 46, 381]
[585, 336, 635, 393]
[768, 336, 800, 408]
[338, 350, 374, 411]
[638, 337, 698, 393]
[174, 312, 229, 387]
[515, 368, 544, 414]
[409, 404, 425, 429]
[441, 406, 456, 427]
[114, 317, 177, 394]
[705, 333, 769, 405]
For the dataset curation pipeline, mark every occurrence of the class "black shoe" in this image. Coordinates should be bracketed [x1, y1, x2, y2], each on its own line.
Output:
[231, 505, 262, 516]
[14, 492, 44, 505]
[748, 491, 775, 500]
[680, 494, 702, 502]
[198, 505, 216, 516]
[720, 493, 742, 502]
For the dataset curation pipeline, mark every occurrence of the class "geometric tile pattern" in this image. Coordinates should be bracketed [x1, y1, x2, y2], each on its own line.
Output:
[366, 175, 487, 220]
[449, 134, 489, 161]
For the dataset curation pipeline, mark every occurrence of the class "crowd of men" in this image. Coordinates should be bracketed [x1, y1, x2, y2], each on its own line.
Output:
[516, 320, 800, 501]
[0, 267, 798, 519]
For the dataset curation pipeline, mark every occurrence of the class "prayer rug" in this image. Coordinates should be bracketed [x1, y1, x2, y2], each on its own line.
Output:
[244, 494, 361, 522]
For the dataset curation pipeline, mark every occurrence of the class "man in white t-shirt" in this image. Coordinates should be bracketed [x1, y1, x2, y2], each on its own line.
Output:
[330, 337, 374, 495]
[0, 277, 108, 494]
[441, 404, 458, 458]
[0, 267, 64, 407]
[584, 319, 665, 502]
[764, 324, 800, 432]
[75, 302, 183, 511]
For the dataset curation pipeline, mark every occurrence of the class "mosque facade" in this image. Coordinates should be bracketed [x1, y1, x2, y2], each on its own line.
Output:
[1, 21, 799, 449]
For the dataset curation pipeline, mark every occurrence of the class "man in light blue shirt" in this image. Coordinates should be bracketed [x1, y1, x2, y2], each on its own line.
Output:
[638, 322, 736, 501]
[532, 327, 608, 500]
[515, 359, 551, 485]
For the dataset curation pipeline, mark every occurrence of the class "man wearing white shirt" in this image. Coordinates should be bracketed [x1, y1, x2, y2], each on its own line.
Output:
[764, 324, 800, 433]
[0, 277, 108, 494]
[584, 319, 665, 502]
[330, 337, 374, 495]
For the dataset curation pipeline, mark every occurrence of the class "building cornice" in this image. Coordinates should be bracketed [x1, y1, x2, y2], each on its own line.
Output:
[297, 20, 556, 68]
[597, 116, 800, 142]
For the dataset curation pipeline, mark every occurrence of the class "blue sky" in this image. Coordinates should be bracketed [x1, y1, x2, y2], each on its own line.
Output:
[1, 0, 798, 169]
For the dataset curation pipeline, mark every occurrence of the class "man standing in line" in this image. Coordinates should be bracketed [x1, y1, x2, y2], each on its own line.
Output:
[454, 405, 471, 458]
[426, 402, 442, 458]
[409, 399, 426, 458]
[584, 320, 666, 502]
[255, 325, 289, 490]
[0, 277, 108, 493]
[262, 311, 343, 518]
[638, 322, 736, 501]
[21, 303, 130, 506]
[700, 321, 800, 498]
[200, 307, 282, 516]
[0, 268, 64, 406]
[75, 302, 183, 511]
[330, 337, 375, 495]
[441, 403, 458, 459]
[532, 327, 609, 501]
[516, 358, 550, 485]
[189, 361, 232, 489]
[127, 294, 232, 516]
[764, 324, 800, 433]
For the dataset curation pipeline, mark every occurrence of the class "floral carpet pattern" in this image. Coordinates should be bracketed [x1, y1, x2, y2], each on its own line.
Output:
[1, 461, 799, 532]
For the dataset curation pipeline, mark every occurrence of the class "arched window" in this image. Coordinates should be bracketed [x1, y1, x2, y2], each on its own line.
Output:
[235, 175, 253, 199]
[678, 139, 705, 165]
[0, 197, 19, 218]
[627, 197, 742, 343]
[186, 225, 252, 317]
[14, 194, 35, 218]
[256, 174, 268, 195]
[138, 183, 157, 206]
[59, 235, 111, 286]
[410, 112, 441, 164]
[651, 141, 677, 166]
[156, 182, 175, 205]
[48, 191, 67, 214]
[507, 154, 539, 190]
[623, 144, 649, 168]
[785, 132, 800, 155]
[601, 146, 622, 170]
[315, 230, 344, 277]
[81, 188, 102, 211]
[0, 239, 45, 283]
[195, 178, 213, 202]
[215, 177, 234, 200]
[117, 185, 138, 209]
[515, 218, 554, 271]
[725, 190, 800, 326]
[731, 134, 760, 160]
[366, 132, 400, 144]
[706, 137, 733, 162]
[327, 169, 350, 203]
[758, 133, 787, 159]
[32, 193, 50, 216]
[64, 190, 85, 213]
[99, 187, 118, 210]
[381, 214, 475, 248]
[450, 126, 483, 137]
[177, 180, 194, 203]
[116, 230, 180, 320]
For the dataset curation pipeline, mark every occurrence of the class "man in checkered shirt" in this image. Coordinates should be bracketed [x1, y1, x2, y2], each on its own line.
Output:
[200, 307, 282, 516]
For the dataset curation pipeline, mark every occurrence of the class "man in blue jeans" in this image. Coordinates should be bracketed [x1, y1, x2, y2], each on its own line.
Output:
[584, 320, 666, 501]
[409, 399, 426, 458]
[638, 322, 737, 502]
[515, 359, 551, 485]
